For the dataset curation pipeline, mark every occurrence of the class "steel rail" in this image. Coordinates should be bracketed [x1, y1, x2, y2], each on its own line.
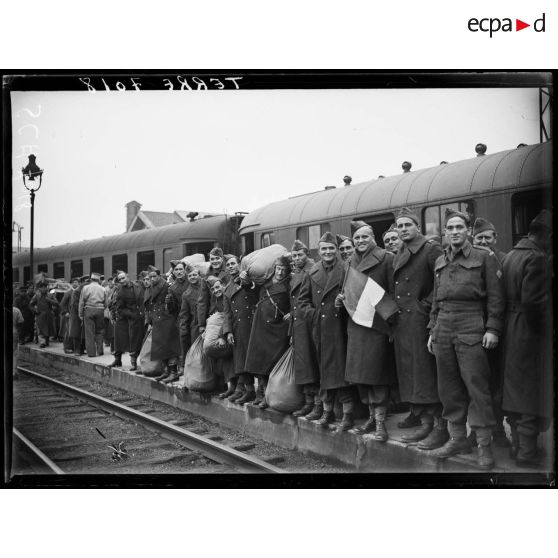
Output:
[16, 366, 283, 474]
[13, 427, 65, 475]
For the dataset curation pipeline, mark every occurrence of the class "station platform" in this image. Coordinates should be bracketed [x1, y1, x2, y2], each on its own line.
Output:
[16, 342, 554, 476]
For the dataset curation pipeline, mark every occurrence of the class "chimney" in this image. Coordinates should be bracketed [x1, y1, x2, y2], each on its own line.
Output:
[126, 200, 142, 231]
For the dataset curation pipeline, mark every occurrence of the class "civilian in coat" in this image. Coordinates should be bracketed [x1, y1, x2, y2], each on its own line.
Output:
[69, 276, 89, 355]
[109, 271, 145, 371]
[343, 221, 395, 441]
[144, 266, 181, 382]
[244, 255, 292, 408]
[29, 281, 59, 347]
[299, 233, 353, 430]
[392, 208, 448, 449]
[197, 247, 231, 332]
[14, 285, 35, 344]
[502, 210, 553, 468]
[471, 217, 509, 448]
[165, 261, 190, 382]
[59, 278, 79, 353]
[287, 240, 320, 418]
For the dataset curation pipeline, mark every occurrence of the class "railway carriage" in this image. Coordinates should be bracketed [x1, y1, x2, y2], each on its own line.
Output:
[239, 142, 553, 258]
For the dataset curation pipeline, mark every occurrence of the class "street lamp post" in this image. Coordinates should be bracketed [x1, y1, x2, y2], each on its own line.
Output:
[21, 154, 44, 281]
[12, 221, 24, 253]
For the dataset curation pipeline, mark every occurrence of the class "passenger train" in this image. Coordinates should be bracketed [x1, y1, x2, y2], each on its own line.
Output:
[12, 141, 553, 284]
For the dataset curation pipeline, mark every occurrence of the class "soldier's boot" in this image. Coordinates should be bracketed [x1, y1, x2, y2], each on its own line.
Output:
[431, 423, 472, 458]
[162, 364, 179, 384]
[401, 414, 434, 442]
[109, 353, 123, 368]
[129, 354, 139, 372]
[373, 406, 388, 442]
[235, 385, 255, 405]
[228, 383, 246, 402]
[317, 409, 335, 428]
[154, 366, 171, 382]
[337, 402, 355, 432]
[516, 434, 541, 468]
[476, 428, 495, 470]
[397, 411, 421, 429]
[219, 380, 237, 399]
[293, 394, 314, 417]
[252, 381, 266, 406]
[355, 405, 376, 434]
[305, 402, 324, 421]
[418, 417, 449, 450]
[95, 334, 104, 356]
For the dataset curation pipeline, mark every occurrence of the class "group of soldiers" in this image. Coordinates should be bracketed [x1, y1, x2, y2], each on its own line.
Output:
[12, 206, 553, 471]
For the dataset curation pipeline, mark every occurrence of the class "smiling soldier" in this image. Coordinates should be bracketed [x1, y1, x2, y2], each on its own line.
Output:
[427, 209, 505, 469]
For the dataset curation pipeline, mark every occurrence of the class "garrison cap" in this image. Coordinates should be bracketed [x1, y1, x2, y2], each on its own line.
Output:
[291, 239, 308, 252]
[209, 247, 224, 258]
[382, 223, 398, 239]
[396, 207, 420, 226]
[139, 270, 149, 278]
[473, 217, 496, 236]
[336, 234, 353, 246]
[319, 231, 338, 246]
[444, 208, 470, 226]
[169, 259, 180, 269]
[147, 265, 160, 274]
[350, 220, 371, 237]
[90, 272, 101, 281]
[529, 209, 552, 233]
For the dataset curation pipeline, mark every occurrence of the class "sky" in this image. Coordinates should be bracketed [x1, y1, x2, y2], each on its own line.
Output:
[10, 86, 543, 249]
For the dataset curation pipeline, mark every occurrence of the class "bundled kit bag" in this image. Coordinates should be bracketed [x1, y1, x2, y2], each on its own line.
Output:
[181, 254, 211, 277]
[239, 244, 288, 285]
[138, 327, 164, 377]
[203, 312, 232, 359]
[265, 346, 304, 413]
[183, 335, 217, 392]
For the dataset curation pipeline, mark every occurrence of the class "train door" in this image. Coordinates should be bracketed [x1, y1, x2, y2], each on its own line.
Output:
[511, 188, 552, 245]
[361, 213, 395, 249]
[242, 232, 255, 256]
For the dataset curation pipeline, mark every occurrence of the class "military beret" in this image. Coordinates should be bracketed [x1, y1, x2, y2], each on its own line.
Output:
[138, 270, 149, 278]
[169, 259, 180, 269]
[382, 223, 398, 239]
[319, 231, 338, 246]
[529, 209, 552, 233]
[396, 207, 420, 226]
[274, 254, 292, 269]
[209, 247, 224, 258]
[473, 217, 496, 236]
[350, 220, 371, 237]
[444, 208, 470, 226]
[291, 239, 308, 252]
[147, 265, 160, 274]
[336, 234, 353, 246]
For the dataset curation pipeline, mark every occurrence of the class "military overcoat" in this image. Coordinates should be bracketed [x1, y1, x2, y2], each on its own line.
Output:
[197, 267, 230, 328]
[501, 238, 553, 418]
[179, 283, 201, 340]
[144, 280, 181, 360]
[29, 291, 58, 337]
[244, 277, 291, 376]
[69, 285, 85, 339]
[298, 258, 348, 390]
[222, 279, 260, 375]
[112, 281, 144, 354]
[345, 244, 396, 386]
[392, 235, 443, 403]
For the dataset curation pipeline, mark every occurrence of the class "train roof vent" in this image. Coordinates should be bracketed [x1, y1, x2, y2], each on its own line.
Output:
[475, 143, 487, 156]
[324, 185, 336, 190]
[402, 161, 412, 173]
[343, 175, 352, 186]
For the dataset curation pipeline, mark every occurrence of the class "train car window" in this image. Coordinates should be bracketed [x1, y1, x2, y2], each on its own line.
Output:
[183, 243, 213, 258]
[296, 226, 309, 247]
[90, 257, 104, 276]
[37, 263, 48, 274]
[138, 250, 155, 275]
[71, 260, 83, 278]
[512, 189, 548, 245]
[53, 262, 65, 279]
[13, 268, 20, 284]
[261, 232, 275, 248]
[423, 201, 474, 239]
[241, 233, 255, 256]
[308, 225, 322, 250]
[163, 248, 174, 270]
[111, 254, 128, 275]
[24, 266, 30, 284]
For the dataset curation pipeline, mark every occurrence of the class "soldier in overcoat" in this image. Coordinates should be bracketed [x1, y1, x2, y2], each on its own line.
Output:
[392, 208, 447, 449]
[68, 276, 88, 354]
[197, 247, 230, 333]
[14, 285, 35, 344]
[29, 281, 59, 347]
[299, 232, 353, 429]
[288, 240, 320, 418]
[343, 221, 395, 441]
[109, 271, 145, 371]
[179, 267, 202, 347]
[501, 210, 553, 467]
[222, 257, 261, 404]
[244, 255, 292, 407]
[144, 266, 181, 381]
[427, 209, 505, 470]
[59, 278, 78, 353]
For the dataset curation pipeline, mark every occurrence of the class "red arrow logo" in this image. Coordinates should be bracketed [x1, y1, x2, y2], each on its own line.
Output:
[516, 19, 530, 31]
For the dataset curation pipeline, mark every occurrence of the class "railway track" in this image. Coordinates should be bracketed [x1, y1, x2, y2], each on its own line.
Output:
[13, 365, 284, 475]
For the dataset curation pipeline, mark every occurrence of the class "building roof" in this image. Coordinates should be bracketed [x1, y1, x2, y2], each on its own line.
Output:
[239, 141, 552, 234]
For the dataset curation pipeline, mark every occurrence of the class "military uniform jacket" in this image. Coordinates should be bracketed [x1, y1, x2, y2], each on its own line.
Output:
[179, 283, 201, 339]
[428, 241, 505, 335]
[298, 258, 348, 390]
[392, 235, 443, 403]
[29, 292, 58, 337]
[289, 258, 320, 385]
[502, 238, 553, 418]
[222, 279, 260, 375]
[345, 244, 396, 386]
[167, 278, 188, 317]
[197, 266, 230, 328]
[244, 277, 291, 377]
[144, 280, 181, 360]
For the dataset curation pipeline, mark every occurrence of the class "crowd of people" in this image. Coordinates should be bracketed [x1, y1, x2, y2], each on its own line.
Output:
[12, 207, 553, 471]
